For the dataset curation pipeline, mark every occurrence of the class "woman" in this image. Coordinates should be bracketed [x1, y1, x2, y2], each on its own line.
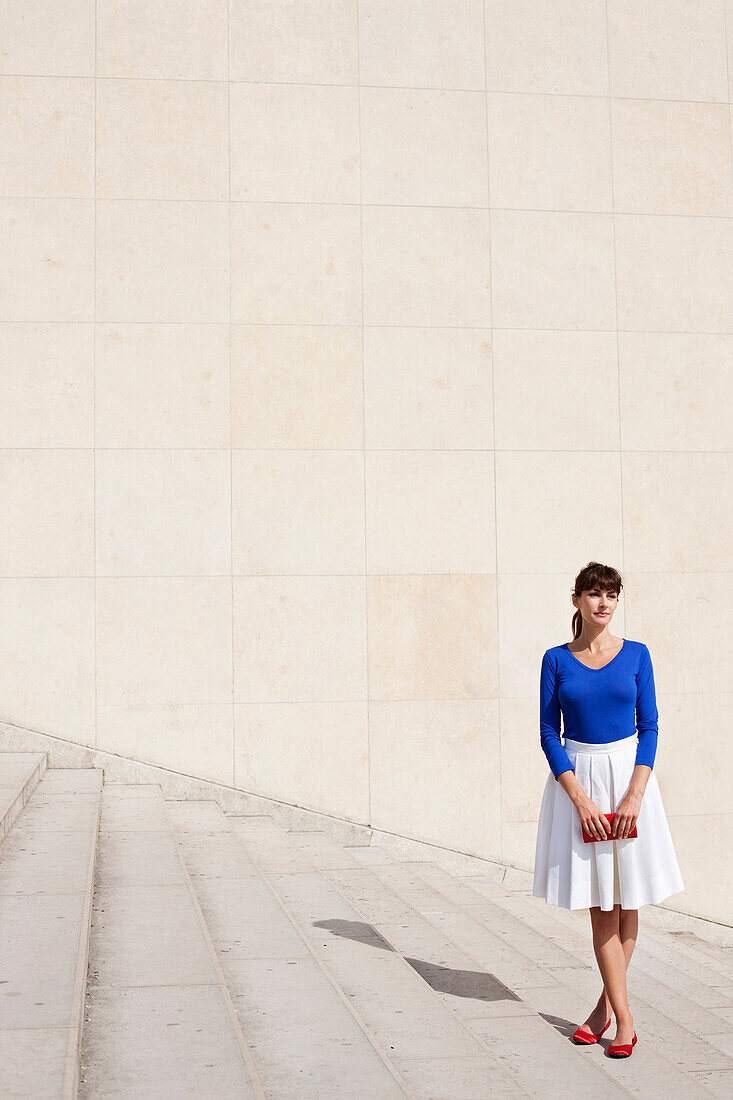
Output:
[532, 561, 684, 1058]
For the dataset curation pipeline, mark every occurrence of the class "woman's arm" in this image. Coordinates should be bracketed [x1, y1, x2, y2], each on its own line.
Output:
[611, 645, 658, 837]
[538, 650, 574, 781]
[634, 644, 659, 770]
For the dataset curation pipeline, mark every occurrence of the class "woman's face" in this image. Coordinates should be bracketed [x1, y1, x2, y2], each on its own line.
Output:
[573, 587, 618, 626]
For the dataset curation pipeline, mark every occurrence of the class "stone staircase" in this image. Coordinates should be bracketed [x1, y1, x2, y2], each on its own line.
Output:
[1, 753, 732, 1098]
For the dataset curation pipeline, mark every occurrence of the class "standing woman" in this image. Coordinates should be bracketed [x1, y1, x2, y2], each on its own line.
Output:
[532, 562, 684, 1058]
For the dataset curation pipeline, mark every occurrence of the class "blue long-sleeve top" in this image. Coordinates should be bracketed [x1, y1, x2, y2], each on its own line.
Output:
[539, 639, 658, 780]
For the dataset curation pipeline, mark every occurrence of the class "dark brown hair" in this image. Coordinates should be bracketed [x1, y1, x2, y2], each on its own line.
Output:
[571, 561, 623, 640]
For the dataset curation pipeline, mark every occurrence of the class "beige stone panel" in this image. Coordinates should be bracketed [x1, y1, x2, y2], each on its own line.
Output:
[615, 214, 733, 333]
[96, 577, 233, 705]
[229, 0, 357, 84]
[0, 323, 93, 447]
[0, 198, 93, 321]
[95, 199, 229, 323]
[367, 575, 497, 701]
[234, 701, 369, 820]
[97, 0, 227, 80]
[95, 449, 231, 577]
[484, 0, 609, 96]
[230, 83, 359, 204]
[622, 453, 732, 573]
[0, 77, 94, 198]
[0, 0, 94, 76]
[0, 449, 93, 576]
[501, 820, 539, 872]
[358, 0, 485, 89]
[496, 572, 622, 699]
[493, 330, 619, 451]
[623, 573, 732, 695]
[495, 451, 623, 575]
[96, 79, 228, 201]
[230, 325, 363, 449]
[0, 578, 94, 743]
[487, 92, 612, 212]
[663, 814, 729, 924]
[95, 324, 230, 448]
[360, 87, 487, 207]
[98, 703, 234, 786]
[231, 450, 365, 575]
[607, 0, 729, 102]
[490, 210, 616, 331]
[611, 99, 733, 217]
[362, 206, 491, 327]
[649, 693, 729, 817]
[363, 327, 493, 450]
[365, 450, 495, 575]
[233, 576, 367, 702]
[501, 698, 557, 825]
[619, 332, 733, 451]
[369, 699, 501, 859]
[231, 202, 361, 325]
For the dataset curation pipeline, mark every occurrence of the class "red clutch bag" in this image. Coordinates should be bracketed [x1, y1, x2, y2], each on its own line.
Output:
[582, 812, 637, 843]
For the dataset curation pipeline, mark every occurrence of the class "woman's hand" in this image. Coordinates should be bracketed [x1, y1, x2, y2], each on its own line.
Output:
[572, 792, 612, 841]
[611, 790, 642, 838]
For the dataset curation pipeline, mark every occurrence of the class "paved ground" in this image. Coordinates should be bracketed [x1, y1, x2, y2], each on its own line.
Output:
[1, 755, 731, 1097]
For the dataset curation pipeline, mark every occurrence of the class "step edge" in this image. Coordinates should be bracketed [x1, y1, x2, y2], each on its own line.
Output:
[0, 753, 47, 841]
[61, 786, 102, 1100]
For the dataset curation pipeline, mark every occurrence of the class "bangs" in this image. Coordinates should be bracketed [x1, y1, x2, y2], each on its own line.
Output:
[577, 563, 622, 596]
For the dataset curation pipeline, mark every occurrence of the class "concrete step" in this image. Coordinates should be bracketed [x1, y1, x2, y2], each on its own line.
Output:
[461, 872, 733, 989]
[4, 759, 729, 1098]
[0, 751, 47, 841]
[464, 874, 733, 1014]
[363, 850, 733, 1098]
[0, 764, 101, 1098]
[167, 800, 418, 1099]
[225, 813, 648, 1099]
[79, 785, 261, 1099]
[276, 826, 733, 1098]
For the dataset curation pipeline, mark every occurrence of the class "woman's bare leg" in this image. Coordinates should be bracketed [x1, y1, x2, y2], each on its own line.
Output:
[582, 904, 635, 1045]
[578, 904, 639, 1039]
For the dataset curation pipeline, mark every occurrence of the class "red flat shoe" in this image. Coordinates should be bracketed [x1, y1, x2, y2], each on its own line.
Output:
[572, 1017, 612, 1044]
[606, 1032, 637, 1057]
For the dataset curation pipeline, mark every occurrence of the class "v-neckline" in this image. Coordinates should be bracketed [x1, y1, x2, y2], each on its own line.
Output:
[564, 639, 625, 671]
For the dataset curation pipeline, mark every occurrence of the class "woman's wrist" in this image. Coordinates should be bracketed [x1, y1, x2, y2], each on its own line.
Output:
[629, 764, 652, 797]
[557, 770, 585, 806]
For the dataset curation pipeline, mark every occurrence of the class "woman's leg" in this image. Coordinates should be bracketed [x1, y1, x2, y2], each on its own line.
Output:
[583, 903, 635, 1045]
[578, 904, 639, 1037]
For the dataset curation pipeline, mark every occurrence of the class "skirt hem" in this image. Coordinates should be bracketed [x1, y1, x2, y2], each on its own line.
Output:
[532, 884, 685, 913]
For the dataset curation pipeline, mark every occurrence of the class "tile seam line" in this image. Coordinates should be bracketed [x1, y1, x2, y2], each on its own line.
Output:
[3, 323, 733, 334]
[5, 196, 733, 217]
[604, 0, 626, 602]
[481, 0, 503, 870]
[355, 0, 372, 866]
[2, 72, 733, 104]
[227, 0, 235, 792]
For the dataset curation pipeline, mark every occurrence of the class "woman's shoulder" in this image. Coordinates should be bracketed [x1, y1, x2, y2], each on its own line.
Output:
[544, 638, 647, 658]
[542, 643, 567, 665]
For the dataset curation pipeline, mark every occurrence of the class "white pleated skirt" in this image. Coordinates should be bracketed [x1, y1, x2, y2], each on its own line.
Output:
[532, 733, 685, 912]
